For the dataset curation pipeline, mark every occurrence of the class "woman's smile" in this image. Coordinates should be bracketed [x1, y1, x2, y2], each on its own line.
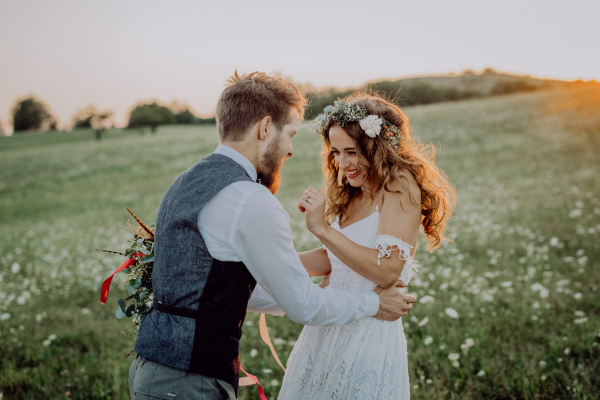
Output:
[345, 169, 361, 179]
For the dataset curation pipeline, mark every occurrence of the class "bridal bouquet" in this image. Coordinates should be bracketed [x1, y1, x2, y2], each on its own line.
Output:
[100, 208, 155, 336]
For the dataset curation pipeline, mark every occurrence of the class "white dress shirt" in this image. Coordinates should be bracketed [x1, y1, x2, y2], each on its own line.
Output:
[197, 145, 379, 325]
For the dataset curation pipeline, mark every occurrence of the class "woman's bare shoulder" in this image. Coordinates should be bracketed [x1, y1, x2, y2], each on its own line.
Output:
[382, 170, 421, 207]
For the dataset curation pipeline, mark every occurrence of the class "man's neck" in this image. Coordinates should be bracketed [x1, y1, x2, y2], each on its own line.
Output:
[220, 141, 260, 170]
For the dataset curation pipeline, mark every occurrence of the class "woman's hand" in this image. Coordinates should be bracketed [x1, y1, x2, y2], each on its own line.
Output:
[298, 186, 328, 237]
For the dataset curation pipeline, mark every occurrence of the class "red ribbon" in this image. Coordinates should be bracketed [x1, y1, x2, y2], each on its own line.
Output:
[239, 365, 268, 400]
[100, 253, 142, 304]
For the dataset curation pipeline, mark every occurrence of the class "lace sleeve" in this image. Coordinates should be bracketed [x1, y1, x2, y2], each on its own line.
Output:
[373, 234, 419, 284]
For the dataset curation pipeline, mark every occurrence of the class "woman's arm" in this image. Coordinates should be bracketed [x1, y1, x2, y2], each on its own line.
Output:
[299, 175, 421, 288]
[298, 247, 332, 276]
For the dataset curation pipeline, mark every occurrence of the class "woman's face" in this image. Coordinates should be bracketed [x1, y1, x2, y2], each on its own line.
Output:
[329, 124, 362, 187]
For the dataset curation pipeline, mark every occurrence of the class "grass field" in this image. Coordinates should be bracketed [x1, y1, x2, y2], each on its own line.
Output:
[1, 84, 599, 399]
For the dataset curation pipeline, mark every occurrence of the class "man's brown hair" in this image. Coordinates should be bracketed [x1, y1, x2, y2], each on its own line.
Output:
[216, 71, 306, 142]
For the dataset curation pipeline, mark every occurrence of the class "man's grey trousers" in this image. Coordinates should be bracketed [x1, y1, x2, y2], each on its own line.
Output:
[129, 354, 236, 400]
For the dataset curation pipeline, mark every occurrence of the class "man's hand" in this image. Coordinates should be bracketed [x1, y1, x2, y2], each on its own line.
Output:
[373, 285, 416, 321]
[319, 273, 331, 289]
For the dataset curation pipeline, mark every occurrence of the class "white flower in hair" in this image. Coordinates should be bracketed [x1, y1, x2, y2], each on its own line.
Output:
[359, 115, 383, 138]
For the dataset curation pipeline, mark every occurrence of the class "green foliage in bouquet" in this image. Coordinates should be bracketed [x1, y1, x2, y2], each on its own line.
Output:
[105, 208, 155, 336]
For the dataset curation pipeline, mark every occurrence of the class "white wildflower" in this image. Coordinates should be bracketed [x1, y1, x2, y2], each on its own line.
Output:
[359, 115, 382, 138]
[0, 313, 10, 322]
[539, 360, 546, 367]
[424, 336, 433, 345]
[262, 369, 272, 374]
[270, 380, 279, 387]
[418, 317, 429, 327]
[419, 295, 435, 304]
[549, 237, 560, 247]
[477, 370, 486, 377]
[250, 349, 258, 358]
[573, 292, 582, 300]
[445, 308, 459, 319]
[482, 294, 494, 302]
[483, 271, 501, 279]
[531, 283, 549, 299]
[448, 353, 460, 361]
[574, 317, 588, 324]
[11, 263, 20, 274]
[500, 281, 513, 288]
[42, 340, 51, 347]
[273, 338, 285, 345]
[569, 209, 582, 218]
[564, 348, 570, 355]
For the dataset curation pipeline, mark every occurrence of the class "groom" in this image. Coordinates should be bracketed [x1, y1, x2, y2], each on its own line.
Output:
[129, 71, 417, 400]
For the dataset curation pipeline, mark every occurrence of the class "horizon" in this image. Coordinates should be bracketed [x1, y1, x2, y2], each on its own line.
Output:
[1, 0, 599, 132]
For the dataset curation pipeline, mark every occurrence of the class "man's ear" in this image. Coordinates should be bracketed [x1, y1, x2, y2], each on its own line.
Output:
[258, 116, 272, 141]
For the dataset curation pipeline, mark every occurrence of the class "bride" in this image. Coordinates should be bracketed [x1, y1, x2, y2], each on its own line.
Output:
[278, 93, 455, 399]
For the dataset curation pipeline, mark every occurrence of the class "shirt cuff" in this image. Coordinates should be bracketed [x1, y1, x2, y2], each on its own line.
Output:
[363, 290, 380, 317]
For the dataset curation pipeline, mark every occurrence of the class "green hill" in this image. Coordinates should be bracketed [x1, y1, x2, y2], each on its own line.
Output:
[305, 68, 600, 117]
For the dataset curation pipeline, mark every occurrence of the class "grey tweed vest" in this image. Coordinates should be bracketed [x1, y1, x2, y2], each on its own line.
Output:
[134, 153, 257, 394]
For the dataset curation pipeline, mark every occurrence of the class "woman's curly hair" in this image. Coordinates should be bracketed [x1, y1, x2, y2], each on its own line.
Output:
[319, 93, 456, 250]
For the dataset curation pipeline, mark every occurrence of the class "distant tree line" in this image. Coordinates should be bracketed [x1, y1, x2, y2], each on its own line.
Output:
[126, 101, 215, 134]
[8, 96, 215, 138]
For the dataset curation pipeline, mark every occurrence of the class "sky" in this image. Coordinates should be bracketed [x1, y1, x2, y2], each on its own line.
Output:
[1, 0, 599, 131]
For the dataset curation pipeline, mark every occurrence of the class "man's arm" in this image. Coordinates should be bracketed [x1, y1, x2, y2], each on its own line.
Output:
[247, 283, 286, 316]
[234, 188, 412, 326]
[247, 247, 331, 314]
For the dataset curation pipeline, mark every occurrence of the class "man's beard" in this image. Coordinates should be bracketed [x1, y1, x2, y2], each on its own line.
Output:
[257, 135, 285, 194]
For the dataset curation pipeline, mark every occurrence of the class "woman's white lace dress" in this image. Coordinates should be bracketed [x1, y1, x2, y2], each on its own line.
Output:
[278, 207, 417, 400]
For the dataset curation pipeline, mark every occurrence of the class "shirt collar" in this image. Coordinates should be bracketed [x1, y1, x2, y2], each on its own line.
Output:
[214, 145, 258, 182]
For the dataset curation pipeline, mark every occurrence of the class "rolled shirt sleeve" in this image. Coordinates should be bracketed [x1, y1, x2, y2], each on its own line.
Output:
[234, 188, 380, 326]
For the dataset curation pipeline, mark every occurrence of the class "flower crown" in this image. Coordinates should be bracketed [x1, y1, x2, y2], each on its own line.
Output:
[311, 99, 402, 148]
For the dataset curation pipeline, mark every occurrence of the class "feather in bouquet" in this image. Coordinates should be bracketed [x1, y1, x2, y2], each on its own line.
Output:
[100, 208, 155, 337]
